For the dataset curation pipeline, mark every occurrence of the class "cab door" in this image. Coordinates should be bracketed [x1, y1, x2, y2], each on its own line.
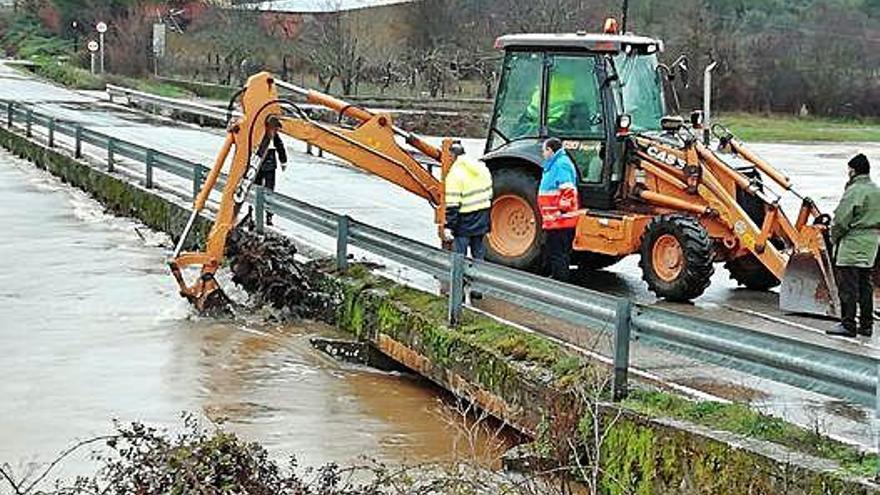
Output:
[543, 53, 618, 210]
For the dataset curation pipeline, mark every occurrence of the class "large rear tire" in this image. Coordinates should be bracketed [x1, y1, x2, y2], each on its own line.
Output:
[486, 167, 543, 270]
[725, 254, 780, 291]
[639, 214, 714, 302]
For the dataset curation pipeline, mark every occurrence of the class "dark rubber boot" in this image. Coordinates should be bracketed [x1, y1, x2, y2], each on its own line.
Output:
[826, 323, 856, 338]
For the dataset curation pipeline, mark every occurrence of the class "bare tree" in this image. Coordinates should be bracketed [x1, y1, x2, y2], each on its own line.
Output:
[297, 2, 368, 95]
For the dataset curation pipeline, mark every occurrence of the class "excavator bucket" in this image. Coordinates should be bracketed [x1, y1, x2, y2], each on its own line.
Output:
[169, 258, 234, 316]
[192, 284, 234, 316]
[779, 248, 840, 319]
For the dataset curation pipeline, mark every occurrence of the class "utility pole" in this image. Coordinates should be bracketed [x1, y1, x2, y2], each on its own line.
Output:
[71, 21, 79, 53]
[622, 0, 630, 33]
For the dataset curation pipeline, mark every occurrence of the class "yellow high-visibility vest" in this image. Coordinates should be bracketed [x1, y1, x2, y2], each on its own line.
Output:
[526, 74, 576, 125]
[444, 155, 493, 214]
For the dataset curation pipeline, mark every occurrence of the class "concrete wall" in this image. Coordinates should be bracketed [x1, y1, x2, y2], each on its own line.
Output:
[332, 271, 878, 495]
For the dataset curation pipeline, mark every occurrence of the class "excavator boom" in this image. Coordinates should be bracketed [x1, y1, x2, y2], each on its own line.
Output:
[169, 72, 454, 312]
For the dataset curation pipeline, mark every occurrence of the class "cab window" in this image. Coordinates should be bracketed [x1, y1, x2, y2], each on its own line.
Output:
[546, 55, 603, 138]
[613, 53, 664, 132]
[565, 141, 604, 183]
[487, 51, 543, 151]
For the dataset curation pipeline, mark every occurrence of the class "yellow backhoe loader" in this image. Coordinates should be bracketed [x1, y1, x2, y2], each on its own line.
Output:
[169, 22, 839, 319]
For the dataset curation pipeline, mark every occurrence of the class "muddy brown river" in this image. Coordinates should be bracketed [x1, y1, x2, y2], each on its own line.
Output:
[0, 150, 494, 485]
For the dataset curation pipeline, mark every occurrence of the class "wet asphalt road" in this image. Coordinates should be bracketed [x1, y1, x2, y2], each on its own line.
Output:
[2, 61, 879, 449]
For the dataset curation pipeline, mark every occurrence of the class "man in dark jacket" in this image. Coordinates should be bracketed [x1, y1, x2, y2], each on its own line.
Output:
[827, 154, 880, 337]
[255, 126, 287, 226]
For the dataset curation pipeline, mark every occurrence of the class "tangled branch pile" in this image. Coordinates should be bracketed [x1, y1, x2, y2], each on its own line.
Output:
[226, 229, 339, 320]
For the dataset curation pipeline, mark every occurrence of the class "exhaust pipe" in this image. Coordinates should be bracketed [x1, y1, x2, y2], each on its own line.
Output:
[703, 60, 717, 146]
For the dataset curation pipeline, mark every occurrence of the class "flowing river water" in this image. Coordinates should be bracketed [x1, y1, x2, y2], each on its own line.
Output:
[0, 149, 502, 485]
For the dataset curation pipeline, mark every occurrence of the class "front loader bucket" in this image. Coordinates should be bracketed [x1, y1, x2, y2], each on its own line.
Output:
[780, 250, 840, 318]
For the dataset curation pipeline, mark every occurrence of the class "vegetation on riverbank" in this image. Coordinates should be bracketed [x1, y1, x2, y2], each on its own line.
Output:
[625, 390, 878, 477]
[0, 415, 555, 495]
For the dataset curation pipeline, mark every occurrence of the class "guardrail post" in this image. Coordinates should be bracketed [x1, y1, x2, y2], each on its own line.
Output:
[25, 109, 32, 137]
[75, 126, 83, 158]
[193, 165, 205, 201]
[47, 118, 55, 147]
[306, 143, 313, 156]
[5, 102, 11, 128]
[107, 137, 115, 172]
[254, 185, 266, 233]
[336, 215, 350, 271]
[875, 363, 880, 479]
[448, 253, 465, 327]
[145, 149, 154, 189]
[613, 298, 633, 401]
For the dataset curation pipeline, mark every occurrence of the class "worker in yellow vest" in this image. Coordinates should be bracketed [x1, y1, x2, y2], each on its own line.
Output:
[444, 142, 493, 261]
[525, 72, 577, 129]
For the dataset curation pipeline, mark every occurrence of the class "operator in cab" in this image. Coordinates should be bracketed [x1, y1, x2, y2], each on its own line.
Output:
[524, 72, 576, 133]
[444, 142, 493, 264]
[539, 138, 579, 282]
[826, 153, 880, 338]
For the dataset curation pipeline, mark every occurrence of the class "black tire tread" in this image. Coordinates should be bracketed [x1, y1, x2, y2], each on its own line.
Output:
[725, 255, 781, 291]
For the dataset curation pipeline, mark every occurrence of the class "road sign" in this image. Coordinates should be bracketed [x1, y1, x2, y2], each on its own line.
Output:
[152, 23, 166, 57]
[96, 22, 106, 74]
[87, 40, 98, 52]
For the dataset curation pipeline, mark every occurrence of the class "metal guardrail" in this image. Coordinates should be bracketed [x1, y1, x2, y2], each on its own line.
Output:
[153, 76, 495, 112]
[2, 97, 878, 412]
[107, 84, 239, 124]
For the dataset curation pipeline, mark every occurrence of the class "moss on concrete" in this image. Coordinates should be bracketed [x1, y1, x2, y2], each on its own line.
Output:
[625, 390, 878, 477]
[331, 265, 878, 494]
[598, 409, 874, 494]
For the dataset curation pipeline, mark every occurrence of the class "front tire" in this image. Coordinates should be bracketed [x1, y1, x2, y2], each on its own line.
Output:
[639, 214, 714, 302]
[725, 254, 780, 291]
[486, 167, 543, 270]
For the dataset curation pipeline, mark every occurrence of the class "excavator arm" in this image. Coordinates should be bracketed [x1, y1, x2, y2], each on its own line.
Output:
[169, 72, 455, 311]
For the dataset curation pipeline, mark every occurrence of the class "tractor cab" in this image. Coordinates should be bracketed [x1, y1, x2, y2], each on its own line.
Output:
[484, 31, 666, 210]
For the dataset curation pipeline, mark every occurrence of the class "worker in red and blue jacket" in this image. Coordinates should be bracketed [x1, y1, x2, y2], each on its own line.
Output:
[539, 138, 580, 281]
